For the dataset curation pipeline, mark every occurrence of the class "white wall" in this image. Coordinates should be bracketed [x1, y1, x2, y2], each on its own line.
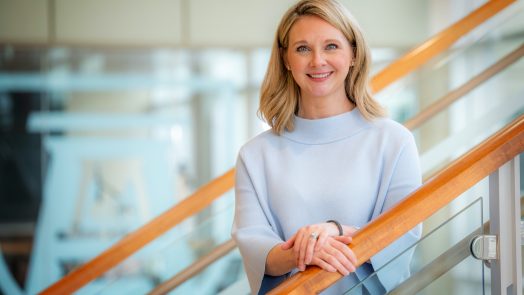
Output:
[0, 0, 48, 43]
[55, 0, 184, 45]
[0, 0, 432, 48]
[340, 0, 429, 48]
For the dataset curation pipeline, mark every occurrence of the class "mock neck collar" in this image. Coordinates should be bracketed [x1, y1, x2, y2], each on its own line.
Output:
[282, 108, 370, 145]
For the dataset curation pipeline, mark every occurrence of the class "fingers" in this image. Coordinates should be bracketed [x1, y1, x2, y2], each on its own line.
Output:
[281, 233, 296, 250]
[311, 247, 352, 276]
[304, 231, 322, 265]
[297, 229, 311, 271]
[292, 223, 356, 271]
[296, 228, 321, 270]
[294, 229, 306, 271]
[305, 237, 358, 276]
[310, 256, 337, 273]
[331, 236, 356, 266]
[331, 238, 357, 267]
[314, 231, 328, 252]
[327, 241, 355, 275]
[333, 235, 352, 245]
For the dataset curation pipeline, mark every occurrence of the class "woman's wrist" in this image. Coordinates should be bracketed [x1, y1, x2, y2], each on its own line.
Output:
[326, 220, 361, 237]
[266, 243, 297, 276]
[341, 225, 360, 237]
[326, 220, 343, 236]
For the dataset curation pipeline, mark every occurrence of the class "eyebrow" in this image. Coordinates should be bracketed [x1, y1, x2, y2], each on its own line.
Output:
[290, 39, 344, 47]
[290, 40, 307, 47]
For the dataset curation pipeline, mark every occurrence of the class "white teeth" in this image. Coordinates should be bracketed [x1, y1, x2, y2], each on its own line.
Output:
[310, 73, 330, 78]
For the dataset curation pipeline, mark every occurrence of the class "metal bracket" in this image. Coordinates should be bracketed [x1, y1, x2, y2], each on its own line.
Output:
[470, 235, 498, 261]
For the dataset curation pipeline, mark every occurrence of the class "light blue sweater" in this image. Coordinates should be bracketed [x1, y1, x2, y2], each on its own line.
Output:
[232, 109, 422, 294]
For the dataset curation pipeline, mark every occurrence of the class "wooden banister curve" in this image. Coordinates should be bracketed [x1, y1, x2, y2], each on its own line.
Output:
[39, 0, 517, 293]
[268, 114, 524, 294]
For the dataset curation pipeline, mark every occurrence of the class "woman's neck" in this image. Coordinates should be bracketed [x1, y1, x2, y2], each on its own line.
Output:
[297, 94, 354, 119]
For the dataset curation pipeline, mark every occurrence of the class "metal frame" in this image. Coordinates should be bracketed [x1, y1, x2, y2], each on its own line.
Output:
[489, 155, 522, 295]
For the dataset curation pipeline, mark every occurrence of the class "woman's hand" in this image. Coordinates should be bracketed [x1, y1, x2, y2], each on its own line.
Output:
[281, 223, 358, 272]
[343, 225, 360, 238]
[309, 236, 357, 276]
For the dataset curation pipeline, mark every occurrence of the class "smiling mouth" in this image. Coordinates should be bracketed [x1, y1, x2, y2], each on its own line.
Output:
[307, 72, 332, 79]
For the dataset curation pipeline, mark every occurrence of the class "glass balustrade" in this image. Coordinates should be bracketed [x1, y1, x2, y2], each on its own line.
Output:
[377, 1, 524, 126]
[74, 191, 236, 294]
[344, 196, 485, 295]
[374, 2, 524, 178]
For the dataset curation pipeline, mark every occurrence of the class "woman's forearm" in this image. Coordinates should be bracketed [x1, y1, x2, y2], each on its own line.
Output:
[265, 243, 297, 276]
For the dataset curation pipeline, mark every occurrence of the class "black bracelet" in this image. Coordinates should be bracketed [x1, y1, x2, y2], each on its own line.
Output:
[326, 220, 343, 236]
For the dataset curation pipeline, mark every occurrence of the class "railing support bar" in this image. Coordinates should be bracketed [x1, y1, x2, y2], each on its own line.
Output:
[489, 155, 521, 295]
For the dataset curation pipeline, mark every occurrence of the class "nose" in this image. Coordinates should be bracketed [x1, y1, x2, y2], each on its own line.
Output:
[309, 50, 326, 67]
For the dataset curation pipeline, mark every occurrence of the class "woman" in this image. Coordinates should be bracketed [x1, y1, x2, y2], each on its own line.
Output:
[232, 0, 422, 294]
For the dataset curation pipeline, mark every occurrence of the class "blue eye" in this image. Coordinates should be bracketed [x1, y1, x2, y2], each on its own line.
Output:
[326, 43, 338, 50]
[296, 46, 310, 52]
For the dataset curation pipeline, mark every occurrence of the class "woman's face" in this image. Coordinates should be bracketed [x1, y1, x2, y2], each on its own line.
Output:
[285, 15, 353, 101]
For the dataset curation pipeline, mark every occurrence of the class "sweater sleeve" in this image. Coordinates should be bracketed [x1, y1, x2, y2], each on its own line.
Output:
[231, 151, 286, 295]
[369, 131, 423, 291]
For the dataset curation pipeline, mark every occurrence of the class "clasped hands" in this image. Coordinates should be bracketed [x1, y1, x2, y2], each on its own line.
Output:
[281, 222, 359, 276]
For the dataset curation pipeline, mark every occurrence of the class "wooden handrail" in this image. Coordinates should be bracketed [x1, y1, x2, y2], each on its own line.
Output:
[370, 0, 516, 93]
[40, 169, 235, 295]
[40, 0, 516, 293]
[268, 114, 524, 294]
[148, 239, 237, 295]
[404, 43, 524, 130]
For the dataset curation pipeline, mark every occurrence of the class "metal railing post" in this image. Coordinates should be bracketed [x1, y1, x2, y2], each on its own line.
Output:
[489, 155, 521, 295]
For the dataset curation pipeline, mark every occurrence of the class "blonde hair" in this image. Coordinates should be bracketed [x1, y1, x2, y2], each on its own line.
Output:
[259, 0, 385, 134]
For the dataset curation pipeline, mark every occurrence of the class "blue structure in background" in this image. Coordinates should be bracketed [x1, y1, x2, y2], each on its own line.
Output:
[0, 47, 252, 295]
[0, 114, 218, 294]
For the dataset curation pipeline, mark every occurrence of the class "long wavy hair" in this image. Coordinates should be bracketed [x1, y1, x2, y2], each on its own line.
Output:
[258, 0, 385, 134]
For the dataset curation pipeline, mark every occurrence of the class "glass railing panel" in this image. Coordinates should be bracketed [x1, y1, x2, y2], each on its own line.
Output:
[418, 64, 524, 178]
[175, 248, 247, 295]
[0, 43, 258, 291]
[372, 2, 524, 179]
[376, 1, 524, 126]
[344, 194, 485, 295]
[369, 0, 490, 76]
[72, 191, 237, 295]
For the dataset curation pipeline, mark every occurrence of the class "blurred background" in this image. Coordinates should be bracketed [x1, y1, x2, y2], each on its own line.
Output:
[0, 0, 523, 294]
